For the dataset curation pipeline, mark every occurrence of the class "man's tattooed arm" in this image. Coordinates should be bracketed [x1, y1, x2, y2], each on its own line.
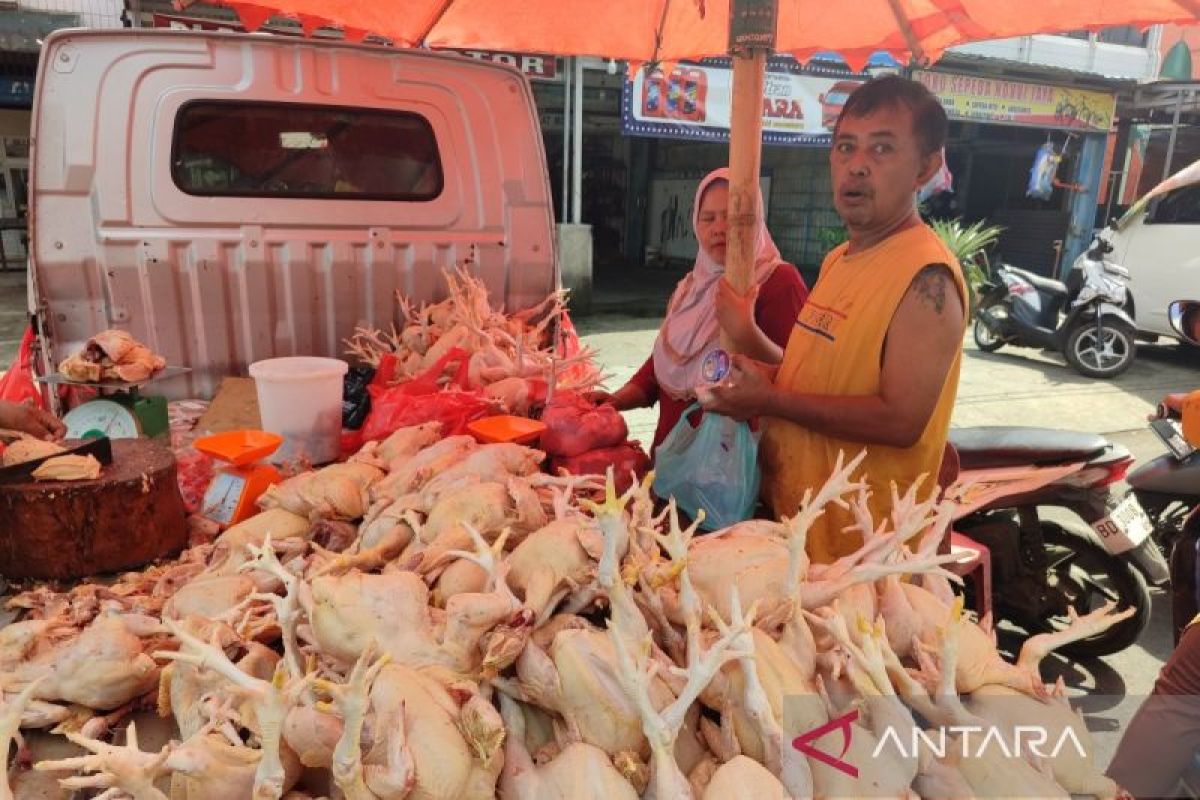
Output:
[911, 263, 955, 315]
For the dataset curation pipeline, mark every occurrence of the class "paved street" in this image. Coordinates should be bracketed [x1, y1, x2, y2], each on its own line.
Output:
[577, 307, 1199, 768]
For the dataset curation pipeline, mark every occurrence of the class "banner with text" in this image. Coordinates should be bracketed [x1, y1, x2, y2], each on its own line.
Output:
[151, 14, 557, 80]
[915, 70, 1116, 133]
[622, 58, 879, 146]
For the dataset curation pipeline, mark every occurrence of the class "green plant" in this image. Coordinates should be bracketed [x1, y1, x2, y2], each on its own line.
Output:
[929, 218, 1004, 299]
[816, 225, 849, 253]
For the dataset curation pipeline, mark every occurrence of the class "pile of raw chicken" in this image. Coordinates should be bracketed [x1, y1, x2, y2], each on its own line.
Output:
[0, 428, 1135, 799]
[345, 268, 602, 417]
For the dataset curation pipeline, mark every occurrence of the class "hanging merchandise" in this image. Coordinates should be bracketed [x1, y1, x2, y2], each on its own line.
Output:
[918, 147, 954, 202]
[1026, 139, 1062, 200]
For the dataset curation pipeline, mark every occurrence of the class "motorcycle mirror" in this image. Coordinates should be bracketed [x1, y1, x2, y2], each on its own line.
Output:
[1168, 300, 1200, 345]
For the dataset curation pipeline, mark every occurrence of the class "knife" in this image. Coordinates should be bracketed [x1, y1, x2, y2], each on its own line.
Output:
[0, 437, 114, 484]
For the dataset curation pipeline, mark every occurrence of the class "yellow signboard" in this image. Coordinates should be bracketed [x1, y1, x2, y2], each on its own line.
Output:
[915, 70, 1116, 133]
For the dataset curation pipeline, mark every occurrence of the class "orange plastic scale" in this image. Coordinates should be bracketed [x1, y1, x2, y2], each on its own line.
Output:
[194, 431, 285, 528]
[467, 415, 547, 445]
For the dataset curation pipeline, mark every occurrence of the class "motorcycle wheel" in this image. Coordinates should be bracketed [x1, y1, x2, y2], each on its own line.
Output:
[972, 314, 1005, 352]
[1064, 319, 1136, 379]
[1028, 522, 1151, 659]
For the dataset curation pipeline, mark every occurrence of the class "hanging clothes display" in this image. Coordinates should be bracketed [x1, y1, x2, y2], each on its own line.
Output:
[918, 147, 954, 202]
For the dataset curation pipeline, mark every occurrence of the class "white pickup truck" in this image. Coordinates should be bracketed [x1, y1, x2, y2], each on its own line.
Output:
[27, 28, 558, 401]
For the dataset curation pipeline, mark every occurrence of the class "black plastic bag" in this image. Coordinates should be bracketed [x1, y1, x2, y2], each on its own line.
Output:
[343, 366, 376, 429]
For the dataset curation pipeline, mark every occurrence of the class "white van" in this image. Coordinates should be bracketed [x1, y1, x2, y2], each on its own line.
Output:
[1107, 181, 1200, 341]
[27, 29, 558, 400]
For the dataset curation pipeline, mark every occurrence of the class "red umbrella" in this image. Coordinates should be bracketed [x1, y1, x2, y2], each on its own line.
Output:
[203, 0, 1200, 315]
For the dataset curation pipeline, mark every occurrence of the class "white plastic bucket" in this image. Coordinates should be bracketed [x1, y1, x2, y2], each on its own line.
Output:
[249, 357, 348, 465]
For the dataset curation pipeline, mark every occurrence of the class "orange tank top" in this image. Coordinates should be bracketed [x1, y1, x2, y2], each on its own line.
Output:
[760, 224, 966, 564]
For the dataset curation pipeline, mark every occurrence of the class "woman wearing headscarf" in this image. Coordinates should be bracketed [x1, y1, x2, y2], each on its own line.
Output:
[598, 168, 809, 452]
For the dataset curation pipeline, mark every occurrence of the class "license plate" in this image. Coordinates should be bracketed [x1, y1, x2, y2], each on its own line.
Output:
[1092, 494, 1153, 555]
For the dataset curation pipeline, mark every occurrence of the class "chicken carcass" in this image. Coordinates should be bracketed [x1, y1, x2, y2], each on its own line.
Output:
[259, 463, 384, 521]
[57, 329, 167, 383]
[7, 614, 159, 710]
[307, 567, 521, 677]
[31, 454, 102, 481]
[497, 693, 638, 800]
[317, 645, 501, 800]
[1, 438, 65, 467]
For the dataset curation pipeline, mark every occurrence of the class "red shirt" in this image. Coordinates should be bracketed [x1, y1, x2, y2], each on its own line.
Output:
[629, 263, 809, 452]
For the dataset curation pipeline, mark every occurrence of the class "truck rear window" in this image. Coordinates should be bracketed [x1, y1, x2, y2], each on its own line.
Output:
[171, 102, 443, 200]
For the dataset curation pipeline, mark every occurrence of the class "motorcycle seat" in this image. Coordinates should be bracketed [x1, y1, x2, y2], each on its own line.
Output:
[1003, 265, 1070, 298]
[948, 426, 1109, 469]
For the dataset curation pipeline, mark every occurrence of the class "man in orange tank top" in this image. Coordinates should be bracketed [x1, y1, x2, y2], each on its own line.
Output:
[701, 76, 967, 562]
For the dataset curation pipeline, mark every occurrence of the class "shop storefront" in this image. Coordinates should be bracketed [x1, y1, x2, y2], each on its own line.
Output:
[0, 10, 88, 268]
[915, 69, 1118, 277]
[619, 56, 896, 283]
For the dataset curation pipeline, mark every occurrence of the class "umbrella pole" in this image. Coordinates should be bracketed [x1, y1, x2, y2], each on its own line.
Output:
[721, 0, 774, 353]
[726, 50, 766, 299]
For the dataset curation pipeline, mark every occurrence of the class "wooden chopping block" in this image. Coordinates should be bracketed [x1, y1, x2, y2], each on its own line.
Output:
[0, 439, 187, 580]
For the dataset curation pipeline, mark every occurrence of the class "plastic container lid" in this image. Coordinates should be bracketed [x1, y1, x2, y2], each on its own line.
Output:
[467, 415, 547, 445]
[248, 357, 348, 381]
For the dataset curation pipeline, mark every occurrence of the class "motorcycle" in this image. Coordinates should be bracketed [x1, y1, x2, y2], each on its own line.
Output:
[1127, 301, 1200, 636]
[946, 425, 1164, 658]
[973, 232, 1137, 379]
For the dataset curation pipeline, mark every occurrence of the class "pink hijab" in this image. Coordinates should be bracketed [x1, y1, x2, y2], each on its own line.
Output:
[651, 168, 786, 400]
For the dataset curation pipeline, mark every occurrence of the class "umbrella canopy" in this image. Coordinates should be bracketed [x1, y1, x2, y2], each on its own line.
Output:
[214, 0, 1200, 71]
[205, 0, 1199, 337]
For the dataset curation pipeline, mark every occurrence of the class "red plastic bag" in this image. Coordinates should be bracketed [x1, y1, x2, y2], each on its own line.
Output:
[361, 389, 496, 442]
[0, 327, 44, 409]
[362, 347, 493, 441]
[551, 441, 650, 493]
[540, 391, 628, 458]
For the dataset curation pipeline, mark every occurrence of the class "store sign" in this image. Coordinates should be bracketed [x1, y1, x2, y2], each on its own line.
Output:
[915, 70, 1116, 133]
[152, 14, 557, 81]
[452, 50, 557, 81]
[622, 58, 872, 146]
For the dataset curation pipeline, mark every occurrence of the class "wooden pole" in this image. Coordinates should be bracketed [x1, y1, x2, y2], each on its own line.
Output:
[725, 50, 767, 298]
[721, 0, 774, 351]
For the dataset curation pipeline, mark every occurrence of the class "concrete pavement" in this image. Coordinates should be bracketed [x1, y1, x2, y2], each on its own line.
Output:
[576, 311, 1200, 441]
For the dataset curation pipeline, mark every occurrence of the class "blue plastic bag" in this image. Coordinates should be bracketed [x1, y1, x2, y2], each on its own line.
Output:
[1026, 141, 1060, 200]
[653, 404, 761, 531]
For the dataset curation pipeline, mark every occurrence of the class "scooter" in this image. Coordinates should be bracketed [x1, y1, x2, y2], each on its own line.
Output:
[1127, 302, 1200, 630]
[946, 425, 1164, 658]
[973, 232, 1138, 379]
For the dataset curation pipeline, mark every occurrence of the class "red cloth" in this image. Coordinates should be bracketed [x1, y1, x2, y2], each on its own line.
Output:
[629, 263, 809, 452]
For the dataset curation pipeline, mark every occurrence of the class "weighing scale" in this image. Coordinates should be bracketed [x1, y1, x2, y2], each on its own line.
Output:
[193, 430, 285, 528]
[37, 366, 190, 440]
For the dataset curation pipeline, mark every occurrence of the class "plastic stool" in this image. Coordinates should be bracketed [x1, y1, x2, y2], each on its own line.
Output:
[947, 531, 992, 619]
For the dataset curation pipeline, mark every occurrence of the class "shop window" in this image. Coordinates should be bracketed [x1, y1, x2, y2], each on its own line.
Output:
[1050, 28, 1148, 47]
[1096, 26, 1149, 47]
[1148, 185, 1200, 225]
[171, 101, 443, 201]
